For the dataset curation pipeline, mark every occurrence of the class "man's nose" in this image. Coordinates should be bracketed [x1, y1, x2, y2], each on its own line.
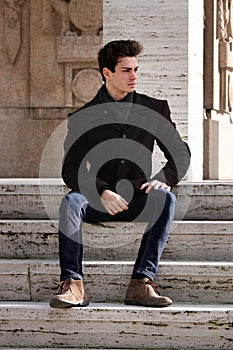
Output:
[130, 71, 137, 79]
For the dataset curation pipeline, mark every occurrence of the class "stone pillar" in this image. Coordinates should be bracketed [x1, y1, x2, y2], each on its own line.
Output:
[218, 0, 233, 112]
[204, 0, 233, 179]
[0, 0, 103, 177]
[103, 0, 204, 181]
[187, 0, 204, 181]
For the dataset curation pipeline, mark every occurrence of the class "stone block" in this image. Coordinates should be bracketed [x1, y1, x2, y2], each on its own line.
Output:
[204, 117, 233, 179]
[0, 260, 30, 301]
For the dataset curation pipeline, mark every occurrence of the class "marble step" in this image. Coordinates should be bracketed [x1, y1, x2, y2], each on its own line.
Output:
[1, 220, 233, 261]
[1, 259, 233, 304]
[0, 302, 233, 349]
[0, 179, 233, 220]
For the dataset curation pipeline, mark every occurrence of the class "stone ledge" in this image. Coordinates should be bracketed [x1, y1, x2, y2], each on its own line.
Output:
[0, 260, 232, 304]
[0, 220, 233, 261]
[1, 301, 233, 321]
[1, 219, 233, 234]
[0, 181, 233, 220]
[0, 302, 233, 349]
[1, 179, 233, 194]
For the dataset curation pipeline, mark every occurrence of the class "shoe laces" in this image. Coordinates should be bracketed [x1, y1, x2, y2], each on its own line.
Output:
[57, 280, 72, 295]
[145, 279, 161, 295]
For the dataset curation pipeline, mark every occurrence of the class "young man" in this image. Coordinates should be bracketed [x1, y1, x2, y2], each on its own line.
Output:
[50, 40, 191, 308]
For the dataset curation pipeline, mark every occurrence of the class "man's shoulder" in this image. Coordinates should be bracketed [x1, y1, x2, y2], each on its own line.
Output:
[134, 91, 168, 113]
[67, 93, 101, 119]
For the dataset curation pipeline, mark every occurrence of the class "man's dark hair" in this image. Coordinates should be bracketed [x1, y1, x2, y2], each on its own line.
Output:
[98, 40, 143, 82]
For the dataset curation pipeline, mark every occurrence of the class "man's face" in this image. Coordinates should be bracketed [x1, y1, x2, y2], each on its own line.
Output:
[104, 56, 138, 99]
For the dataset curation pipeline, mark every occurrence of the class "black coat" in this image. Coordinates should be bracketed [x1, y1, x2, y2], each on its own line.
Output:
[62, 85, 191, 197]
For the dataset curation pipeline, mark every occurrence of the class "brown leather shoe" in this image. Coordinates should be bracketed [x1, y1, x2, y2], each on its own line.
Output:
[124, 278, 172, 307]
[49, 278, 89, 308]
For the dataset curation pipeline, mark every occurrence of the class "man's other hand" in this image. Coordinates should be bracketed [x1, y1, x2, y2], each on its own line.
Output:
[100, 189, 129, 215]
[140, 180, 171, 193]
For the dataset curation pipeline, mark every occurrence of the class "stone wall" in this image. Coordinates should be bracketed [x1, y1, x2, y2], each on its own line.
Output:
[0, 0, 204, 180]
[0, 0, 103, 177]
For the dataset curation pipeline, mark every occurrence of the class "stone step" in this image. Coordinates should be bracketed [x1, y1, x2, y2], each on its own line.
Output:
[1, 259, 233, 304]
[1, 179, 233, 220]
[0, 302, 233, 349]
[1, 220, 233, 261]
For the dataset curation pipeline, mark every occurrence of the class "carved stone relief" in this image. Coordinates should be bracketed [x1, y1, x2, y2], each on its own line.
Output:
[41, 0, 70, 34]
[0, 0, 103, 177]
[217, 0, 233, 111]
[42, 0, 102, 35]
[72, 68, 103, 104]
[41, 0, 103, 108]
[3, 0, 26, 64]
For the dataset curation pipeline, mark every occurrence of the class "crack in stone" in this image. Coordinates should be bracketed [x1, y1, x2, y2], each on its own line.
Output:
[27, 265, 32, 302]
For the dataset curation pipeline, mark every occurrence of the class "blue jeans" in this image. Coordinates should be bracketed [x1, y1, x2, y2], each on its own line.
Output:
[58, 189, 176, 282]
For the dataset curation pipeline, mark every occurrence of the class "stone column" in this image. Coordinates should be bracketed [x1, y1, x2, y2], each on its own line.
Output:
[204, 0, 233, 179]
[187, 0, 204, 181]
[103, 0, 204, 181]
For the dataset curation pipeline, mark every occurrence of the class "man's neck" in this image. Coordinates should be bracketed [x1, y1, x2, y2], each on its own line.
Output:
[105, 85, 127, 101]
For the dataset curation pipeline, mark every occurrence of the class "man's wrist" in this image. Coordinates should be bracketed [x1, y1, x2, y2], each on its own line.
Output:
[98, 185, 111, 196]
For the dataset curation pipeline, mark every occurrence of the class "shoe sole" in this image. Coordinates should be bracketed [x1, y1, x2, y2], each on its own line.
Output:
[124, 298, 172, 307]
[50, 298, 89, 308]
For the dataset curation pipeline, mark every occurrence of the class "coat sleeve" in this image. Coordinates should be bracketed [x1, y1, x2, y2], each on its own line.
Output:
[151, 100, 191, 188]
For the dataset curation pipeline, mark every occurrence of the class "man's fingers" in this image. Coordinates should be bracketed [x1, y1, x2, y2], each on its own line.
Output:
[141, 180, 171, 193]
[107, 207, 117, 215]
[101, 195, 128, 215]
[140, 183, 147, 190]
[106, 203, 126, 215]
[153, 182, 162, 190]
[121, 197, 129, 206]
[113, 197, 129, 211]
[102, 202, 117, 215]
[162, 184, 171, 191]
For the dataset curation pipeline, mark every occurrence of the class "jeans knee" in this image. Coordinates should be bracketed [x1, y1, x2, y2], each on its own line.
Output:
[60, 191, 88, 215]
[155, 190, 176, 224]
[165, 190, 176, 206]
[150, 188, 176, 212]
[151, 188, 175, 200]
[65, 191, 87, 207]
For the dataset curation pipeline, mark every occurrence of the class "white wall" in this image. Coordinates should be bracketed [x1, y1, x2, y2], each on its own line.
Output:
[104, 0, 204, 181]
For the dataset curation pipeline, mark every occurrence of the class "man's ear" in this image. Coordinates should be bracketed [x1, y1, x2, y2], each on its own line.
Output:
[103, 67, 111, 80]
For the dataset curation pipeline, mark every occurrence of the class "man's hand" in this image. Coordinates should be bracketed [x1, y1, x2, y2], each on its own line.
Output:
[140, 180, 171, 194]
[100, 189, 128, 215]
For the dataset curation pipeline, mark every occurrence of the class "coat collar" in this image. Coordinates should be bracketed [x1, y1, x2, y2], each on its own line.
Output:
[74, 84, 156, 132]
